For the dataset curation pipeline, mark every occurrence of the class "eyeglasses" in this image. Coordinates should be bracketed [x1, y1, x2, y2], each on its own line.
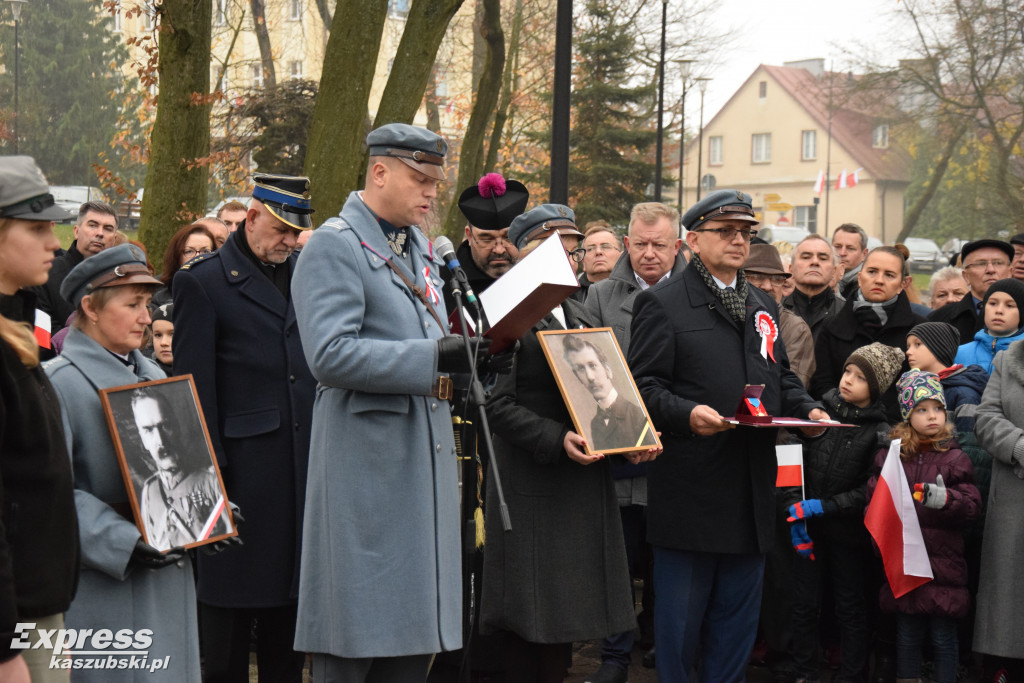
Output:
[183, 248, 213, 258]
[568, 248, 586, 263]
[745, 272, 789, 286]
[695, 226, 758, 242]
[585, 243, 621, 254]
[471, 231, 514, 248]
[963, 259, 1009, 271]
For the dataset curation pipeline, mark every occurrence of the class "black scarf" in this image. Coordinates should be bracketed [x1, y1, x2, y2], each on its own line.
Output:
[691, 254, 748, 324]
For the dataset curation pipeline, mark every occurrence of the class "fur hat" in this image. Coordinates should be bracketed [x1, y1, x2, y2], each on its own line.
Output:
[896, 369, 947, 421]
[845, 342, 905, 402]
[907, 322, 960, 368]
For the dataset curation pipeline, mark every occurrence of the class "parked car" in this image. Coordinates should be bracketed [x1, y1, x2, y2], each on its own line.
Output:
[49, 185, 107, 222]
[758, 225, 810, 247]
[903, 237, 945, 272]
[941, 238, 970, 264]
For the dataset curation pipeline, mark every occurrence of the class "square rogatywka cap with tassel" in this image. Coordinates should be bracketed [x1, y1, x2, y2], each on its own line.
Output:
[458, 173, 530, 231]
[366, 123, 449, 181]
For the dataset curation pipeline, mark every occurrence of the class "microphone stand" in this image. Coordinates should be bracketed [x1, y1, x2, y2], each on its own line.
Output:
[449, 276, 510, 683]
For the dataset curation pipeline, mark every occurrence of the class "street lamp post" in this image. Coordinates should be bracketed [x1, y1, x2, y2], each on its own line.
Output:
[7, 0, 26, 153]
[653, 0, 668, 201]
[695, 77, 711, 200]
[675, 59, 695, 210]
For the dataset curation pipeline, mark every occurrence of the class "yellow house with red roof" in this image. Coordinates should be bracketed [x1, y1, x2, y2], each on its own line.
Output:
[681, 60, 911, 242]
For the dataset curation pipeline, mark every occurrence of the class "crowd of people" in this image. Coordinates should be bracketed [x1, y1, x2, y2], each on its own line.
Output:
[1, 122, 1024, 683]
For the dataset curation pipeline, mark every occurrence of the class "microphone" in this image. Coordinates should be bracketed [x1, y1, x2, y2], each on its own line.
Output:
[434, 236, 478, 305]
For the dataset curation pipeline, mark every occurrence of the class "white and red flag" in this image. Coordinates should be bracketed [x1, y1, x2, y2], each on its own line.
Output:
[34, 309, 51, 350]
[865, 439, 933, 598]
[834, 168, 862, 190]
[775, 443, 803, 490]
[813, 170, 825, 196]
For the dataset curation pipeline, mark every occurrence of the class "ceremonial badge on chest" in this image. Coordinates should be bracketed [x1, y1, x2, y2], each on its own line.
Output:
[422, 266, 440, 306]
[755, 311, 778, 362]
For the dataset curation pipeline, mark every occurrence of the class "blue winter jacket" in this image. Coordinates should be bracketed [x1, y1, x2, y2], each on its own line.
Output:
[954, 327, 1024, 374]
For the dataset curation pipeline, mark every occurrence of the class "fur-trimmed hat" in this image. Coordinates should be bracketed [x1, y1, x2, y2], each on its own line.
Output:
[896, 369, 947, 421]
[845, 342, 905, 403]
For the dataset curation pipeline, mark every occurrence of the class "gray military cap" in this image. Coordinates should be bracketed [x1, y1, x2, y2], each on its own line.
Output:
[508, 204, 583, 250]
[61, 243, 163, 308]
[0, 156, 75, 222]
[366, 123, 449, 181]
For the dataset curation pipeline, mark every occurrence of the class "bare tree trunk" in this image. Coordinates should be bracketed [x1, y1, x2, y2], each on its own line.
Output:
[372, 0, 466, 127]
[484, 0, 522, 172]
[250, 0, 276, 90]
[441, 0, 504, 239]
[424, 64, 442, 133]
[898, 122, 966, 243]
[138, 0, 212, 263]
[303, 0, 388, 219]
[313, 0, 332, 28]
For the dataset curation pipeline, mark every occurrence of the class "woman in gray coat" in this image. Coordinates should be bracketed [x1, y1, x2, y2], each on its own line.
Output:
[44, 245, 201, 682]
[973, 338, 1024, 679]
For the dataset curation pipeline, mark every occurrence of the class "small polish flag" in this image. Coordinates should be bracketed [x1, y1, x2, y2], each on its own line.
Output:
[34, 309, 51, 349]
[813, 170, 825, 197]
[834, 169, 849, 190]
[775, 443, 803, 489]
[847, 168, 862, 188]
[865, 440, 933, 598]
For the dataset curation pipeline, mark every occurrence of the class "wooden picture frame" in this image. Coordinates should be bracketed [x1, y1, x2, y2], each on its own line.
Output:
[99, 375, 237, 553]
[537, 327, 661, 456]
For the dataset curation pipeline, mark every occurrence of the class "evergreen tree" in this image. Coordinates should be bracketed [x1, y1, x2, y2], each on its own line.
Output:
[569, 0, 656, 225]
[0, 0, 128, 184]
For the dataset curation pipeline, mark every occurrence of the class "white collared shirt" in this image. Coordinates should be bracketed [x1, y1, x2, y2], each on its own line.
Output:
[634, 269, 673, 291]
[711, 273, 737, 290]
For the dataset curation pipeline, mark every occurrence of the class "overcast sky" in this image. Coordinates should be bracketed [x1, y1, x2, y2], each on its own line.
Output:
[698, 0, 912, 119]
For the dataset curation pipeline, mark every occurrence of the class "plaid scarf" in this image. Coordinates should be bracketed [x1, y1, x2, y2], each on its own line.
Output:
[691, 254, 748, 324]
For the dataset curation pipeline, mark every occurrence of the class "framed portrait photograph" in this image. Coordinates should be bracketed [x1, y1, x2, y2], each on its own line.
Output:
[99, 375, 237, 553]
[537, 327, 661, 456]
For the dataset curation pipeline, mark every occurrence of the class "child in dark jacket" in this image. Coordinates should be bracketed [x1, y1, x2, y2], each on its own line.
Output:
[866, 370, 981, 683]
[784, 342, 904, 683]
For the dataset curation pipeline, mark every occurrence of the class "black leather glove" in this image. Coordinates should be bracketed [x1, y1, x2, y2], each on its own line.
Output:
[130, 539, 185, 570]
[437, 335, 492, 374]
[479, 340, 518, 375]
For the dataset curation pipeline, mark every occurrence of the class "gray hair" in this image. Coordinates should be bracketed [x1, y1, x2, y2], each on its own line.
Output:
[928, 266, 967, 295]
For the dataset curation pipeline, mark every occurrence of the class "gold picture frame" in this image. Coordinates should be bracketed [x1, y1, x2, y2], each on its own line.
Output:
[99, 375, 237, 553]
[537, 327, 661, 456]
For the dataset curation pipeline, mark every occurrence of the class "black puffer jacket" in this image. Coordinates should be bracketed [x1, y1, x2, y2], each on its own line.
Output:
[781, 388, 890, 544]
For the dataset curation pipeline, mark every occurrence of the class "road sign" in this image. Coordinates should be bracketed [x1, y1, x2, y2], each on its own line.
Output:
[764, 193, 781, 202]
[768, 202, 793, 212]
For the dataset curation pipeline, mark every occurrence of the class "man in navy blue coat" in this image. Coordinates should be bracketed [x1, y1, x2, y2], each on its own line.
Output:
[172, 174, 317, 683]
[628, 190, 827, 683]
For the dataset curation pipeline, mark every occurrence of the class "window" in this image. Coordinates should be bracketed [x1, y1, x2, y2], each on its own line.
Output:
[388, 0, 410, 16]
[250, 64, 264, 89]
[215, 0, 226, 25]
[143, 1, 154, 29]
[288, 61, 303, 80]
[873, 123, 890, 148]
[752, 133, 771, 163]
[795, 205, 817, 234]
[801, 130, 816, 160]
[289, 0, 301, 20]
[113, 0, 122, 31]
[709, 136, 723, 165]
[758, 81, 767, 98]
